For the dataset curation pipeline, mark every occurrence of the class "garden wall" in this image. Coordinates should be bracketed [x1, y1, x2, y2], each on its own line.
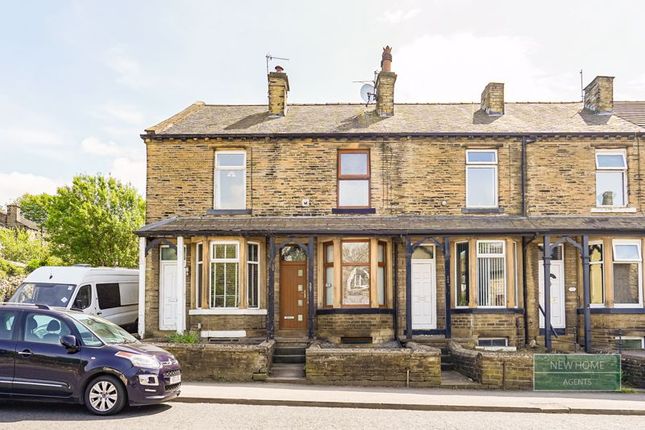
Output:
[306, 341, 441, 387]
[449, 341, 533, 389]
[154, 339, 274, 382]
[621, 351, 645, 388]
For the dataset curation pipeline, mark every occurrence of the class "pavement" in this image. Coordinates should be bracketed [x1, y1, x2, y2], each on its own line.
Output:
[175, 382, 645, 415]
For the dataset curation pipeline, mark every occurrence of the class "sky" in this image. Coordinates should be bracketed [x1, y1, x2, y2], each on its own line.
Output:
[1, 0, 644, 206]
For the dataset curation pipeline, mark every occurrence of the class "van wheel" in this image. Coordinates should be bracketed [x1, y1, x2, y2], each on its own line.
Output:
[84, 375, 127, 415]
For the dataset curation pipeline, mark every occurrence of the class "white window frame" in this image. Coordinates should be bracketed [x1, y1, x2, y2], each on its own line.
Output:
[595, 150, 628, 208]
[214, 150, 246, 210]
[195, 242, 204, 309]
[247, 241, 261, 309]
[466, 149, 498, 209]
[615, 336, 645, 349]
[612, 239, 643, 308]
[209, 240, 241, 309]
[454, 241, 470, 309]
[475, 240, 506, 308]
[589, 240, 605, 308]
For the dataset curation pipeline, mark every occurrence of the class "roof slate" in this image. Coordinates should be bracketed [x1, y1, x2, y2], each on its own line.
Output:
[614, 101, 645, 128]
[137, 215, 645, 237]
[145, 102, 643, 137]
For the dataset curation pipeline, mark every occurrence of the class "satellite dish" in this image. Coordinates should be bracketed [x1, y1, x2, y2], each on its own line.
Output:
[360, 83, 376, 104]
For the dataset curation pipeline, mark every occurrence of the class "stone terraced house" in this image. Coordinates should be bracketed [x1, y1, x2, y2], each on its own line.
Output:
[136, 47, 645, 366]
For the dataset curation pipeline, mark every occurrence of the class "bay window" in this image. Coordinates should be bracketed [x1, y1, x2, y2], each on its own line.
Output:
[323, 242, 334, 307]
[612, 240, 642, 307]
[341, 240, 370, 305]
[195, 243, 204, 308]
[215, 151, 246, 209]
[476, 240, 506, 307]
[247, 242, 260, 308]
[377, 241, 387, 306]
[210, 242, 239, 308]
[589, 242, 604, 305]
[595, 150, 627, 208]
[455, 242, 469, 307]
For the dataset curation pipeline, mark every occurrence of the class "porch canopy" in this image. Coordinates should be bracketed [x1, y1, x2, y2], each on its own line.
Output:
[136, 215, 645, 237]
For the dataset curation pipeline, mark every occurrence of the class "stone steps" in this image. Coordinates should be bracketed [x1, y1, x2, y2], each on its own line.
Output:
[269, 341, 307, 383]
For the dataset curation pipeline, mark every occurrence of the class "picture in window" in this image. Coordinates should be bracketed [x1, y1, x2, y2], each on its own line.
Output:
[341, 241, 370, 305]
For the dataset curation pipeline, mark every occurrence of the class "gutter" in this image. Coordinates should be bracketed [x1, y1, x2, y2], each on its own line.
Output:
[141, 131, 643, 141]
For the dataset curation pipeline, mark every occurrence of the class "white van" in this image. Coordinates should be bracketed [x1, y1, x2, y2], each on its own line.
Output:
[9, 266, 139, 332]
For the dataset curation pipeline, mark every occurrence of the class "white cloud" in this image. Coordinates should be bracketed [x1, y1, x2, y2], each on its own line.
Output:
[109, 157, 146, 195]
[380, 9, 421, 24]
[99, 103, 145, 125]
[0, 128, 63, 147]
[0, 172, 62, 205]
[81, 136, 128, 157]
[104, 46, 148, 90]
[395, 33, 568, 102]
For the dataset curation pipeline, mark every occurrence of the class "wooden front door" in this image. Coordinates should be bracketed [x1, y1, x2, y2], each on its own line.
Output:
[279, 246, 308, 330]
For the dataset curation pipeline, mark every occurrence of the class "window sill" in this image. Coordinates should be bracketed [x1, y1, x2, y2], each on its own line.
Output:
[332, 208, 376, 214]
[207, 209, 252, 215]
[189, 308, 267, 316]
[461, 207, 503, 214]
[590, 207, 637, 213]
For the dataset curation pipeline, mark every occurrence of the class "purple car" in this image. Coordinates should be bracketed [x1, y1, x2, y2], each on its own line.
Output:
[0, 303, 180, 415]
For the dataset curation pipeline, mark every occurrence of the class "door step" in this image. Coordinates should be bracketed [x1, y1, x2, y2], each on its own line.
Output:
[267, 363, 307, 383]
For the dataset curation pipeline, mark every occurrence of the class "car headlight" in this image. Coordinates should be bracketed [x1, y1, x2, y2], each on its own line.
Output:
[115, 351, 161, 369]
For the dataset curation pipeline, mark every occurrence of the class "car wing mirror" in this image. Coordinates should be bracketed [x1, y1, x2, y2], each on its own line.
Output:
[60, 335, 80, 353]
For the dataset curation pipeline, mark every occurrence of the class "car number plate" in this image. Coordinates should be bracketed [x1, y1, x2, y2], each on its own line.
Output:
[169, 374, 181, 384]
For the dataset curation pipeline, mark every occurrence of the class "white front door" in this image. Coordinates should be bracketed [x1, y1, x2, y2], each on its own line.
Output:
[538, 246, 566, 330]
[411, 252, 436, 330]
[159, 261, 178, 331]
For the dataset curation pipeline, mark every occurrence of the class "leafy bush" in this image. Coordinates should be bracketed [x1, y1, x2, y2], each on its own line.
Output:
[166, 331, 201, 344]
[26, 255, 65, 272]
[0, 228, 50, 264]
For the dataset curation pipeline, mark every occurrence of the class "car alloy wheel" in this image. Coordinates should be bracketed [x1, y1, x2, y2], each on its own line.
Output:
[85, 375, 126, 415]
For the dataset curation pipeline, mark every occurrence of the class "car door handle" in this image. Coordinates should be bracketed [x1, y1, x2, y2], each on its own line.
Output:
[17, 349, 33, 357]
[96, 311, 102, 315]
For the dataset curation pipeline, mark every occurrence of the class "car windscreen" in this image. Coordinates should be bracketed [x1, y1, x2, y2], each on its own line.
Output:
[71, 313, 139, 345]
[10, 283, 76, 307]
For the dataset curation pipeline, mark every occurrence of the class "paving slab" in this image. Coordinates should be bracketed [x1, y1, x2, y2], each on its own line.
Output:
[174, 382, 645, 415]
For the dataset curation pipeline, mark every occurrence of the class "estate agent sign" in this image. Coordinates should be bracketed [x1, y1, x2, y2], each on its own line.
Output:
[534, 354, 621, 391]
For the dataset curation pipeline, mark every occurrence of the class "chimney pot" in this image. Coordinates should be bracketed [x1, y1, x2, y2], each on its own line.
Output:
[584, 76, 614, 114]
[376, 46, 397, 117]
[480, 82, 505, 116]
[274, 65, 284, 72]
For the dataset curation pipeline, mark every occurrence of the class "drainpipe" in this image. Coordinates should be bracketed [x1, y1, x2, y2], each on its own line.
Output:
[522, 236, 529, 346]
[521, 136, 528, 216]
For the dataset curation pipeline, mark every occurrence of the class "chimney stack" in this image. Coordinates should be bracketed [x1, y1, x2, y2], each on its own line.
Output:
[584, 76, 614, 114]
[480, 82, 505, 116]
[268, 65, 289, 116]
[6, 204, 20, 228]
[375, 46, 397, 117]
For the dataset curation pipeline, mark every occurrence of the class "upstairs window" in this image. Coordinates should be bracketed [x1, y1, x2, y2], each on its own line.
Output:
[215, 151, 246, 209]
[338, 150, 370, 208]
[466, 150, 498, 208]
[595, 151, 627, 207]
[612, 240, 642, 307]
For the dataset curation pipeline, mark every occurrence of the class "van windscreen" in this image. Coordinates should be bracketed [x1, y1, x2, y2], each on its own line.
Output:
[10, 283, 76, 307]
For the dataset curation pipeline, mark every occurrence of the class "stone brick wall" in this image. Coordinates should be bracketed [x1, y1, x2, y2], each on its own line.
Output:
[189, 315, 266, 337]
[449, 341, 534, 389]
[451, 313, 524, 346]
[621, 351, 645, 388]
[316, 313, 394, 343]
[306, 341, 441, 387]
[155, 340, 274, 382]
[578, 314, 645, 351]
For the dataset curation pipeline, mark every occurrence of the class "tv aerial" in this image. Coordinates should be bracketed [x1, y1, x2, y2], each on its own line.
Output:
[266, 53, 289, 74]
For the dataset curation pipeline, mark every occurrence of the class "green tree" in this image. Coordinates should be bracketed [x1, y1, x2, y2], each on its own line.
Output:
[0, 228, 49, 263]
[15, 193, 54, 227]
[45, 175, 145, 267]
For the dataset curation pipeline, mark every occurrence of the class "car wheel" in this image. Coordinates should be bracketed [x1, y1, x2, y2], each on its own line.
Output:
[84, 375, 127, 415]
